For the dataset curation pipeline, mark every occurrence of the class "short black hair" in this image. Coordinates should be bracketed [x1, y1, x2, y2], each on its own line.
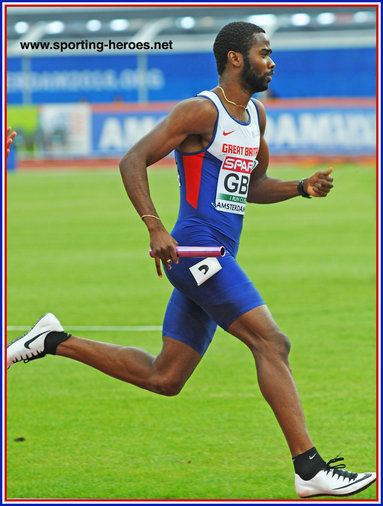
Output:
[213, 21, 265, 75]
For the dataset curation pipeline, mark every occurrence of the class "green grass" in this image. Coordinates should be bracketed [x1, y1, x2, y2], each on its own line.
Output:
[6, 164, 377, 500]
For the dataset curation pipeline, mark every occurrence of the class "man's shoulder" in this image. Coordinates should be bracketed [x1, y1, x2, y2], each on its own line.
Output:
[166, 95, 218, 134]
[172, 95, 218, 117]
[250, 98, 266, 132]
[251, 97, 265, 112]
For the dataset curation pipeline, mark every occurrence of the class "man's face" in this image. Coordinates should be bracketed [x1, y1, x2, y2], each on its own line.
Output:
[240, 33, 275, 94]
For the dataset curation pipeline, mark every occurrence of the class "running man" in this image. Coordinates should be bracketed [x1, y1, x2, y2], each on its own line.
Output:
[7, 22, 376, 498]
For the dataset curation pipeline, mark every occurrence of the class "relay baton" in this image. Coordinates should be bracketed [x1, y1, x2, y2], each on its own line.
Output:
[149, 246, 225, 258]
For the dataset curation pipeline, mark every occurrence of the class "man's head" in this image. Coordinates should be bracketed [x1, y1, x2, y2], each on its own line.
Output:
[213, 21, 275, 94]
[213, 21, 266, 75]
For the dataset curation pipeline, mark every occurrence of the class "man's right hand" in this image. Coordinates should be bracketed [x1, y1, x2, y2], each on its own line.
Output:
[6, 127, 17, 158]
[149, 228, 179, 277]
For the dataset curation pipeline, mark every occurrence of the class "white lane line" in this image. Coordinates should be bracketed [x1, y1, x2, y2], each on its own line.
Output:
[7, 325, 162, 332]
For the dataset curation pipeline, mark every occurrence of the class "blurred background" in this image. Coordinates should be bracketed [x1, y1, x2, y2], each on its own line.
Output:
[6, 4, 377, 169]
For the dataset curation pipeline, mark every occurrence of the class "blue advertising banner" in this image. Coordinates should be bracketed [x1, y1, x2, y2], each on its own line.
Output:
[264, 99, 376, 156]
[89, 99, 376, 158]
[7, 54, 161, 104]
[7, 47, 376, 105]
[91, 104, 170, 157]
[146, 53, 217, 102]
[7, 99, 376, 161]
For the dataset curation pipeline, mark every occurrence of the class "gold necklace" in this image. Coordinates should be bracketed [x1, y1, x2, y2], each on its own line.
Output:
[217, 86, 247, 109]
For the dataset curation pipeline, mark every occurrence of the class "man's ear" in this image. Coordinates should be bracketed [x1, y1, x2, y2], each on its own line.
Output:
[227, 50, 243, 69]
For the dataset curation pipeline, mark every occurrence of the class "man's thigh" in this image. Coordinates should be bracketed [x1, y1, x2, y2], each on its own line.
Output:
[162, 288, 217, 355]
[165, 253, 265, 331]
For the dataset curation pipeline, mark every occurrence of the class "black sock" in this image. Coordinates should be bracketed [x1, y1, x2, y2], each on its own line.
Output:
[44, 331, 72, 355]
[293, 447, 326, 480]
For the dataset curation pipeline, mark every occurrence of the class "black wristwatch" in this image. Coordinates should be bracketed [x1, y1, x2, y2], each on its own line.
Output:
[297, 179, 312, 199]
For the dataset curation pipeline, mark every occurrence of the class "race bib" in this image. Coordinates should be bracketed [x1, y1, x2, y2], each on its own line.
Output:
[215, 156, 258, 215]
[189, 257, 222, 286]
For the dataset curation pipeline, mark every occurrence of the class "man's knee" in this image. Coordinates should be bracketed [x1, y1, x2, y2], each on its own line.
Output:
[248, 329, 291, 360]
[278, 331, 291, 358]
[150, 374, 184, 396]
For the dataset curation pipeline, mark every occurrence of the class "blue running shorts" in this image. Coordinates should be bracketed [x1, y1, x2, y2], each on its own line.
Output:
[162, 224, 265, 355]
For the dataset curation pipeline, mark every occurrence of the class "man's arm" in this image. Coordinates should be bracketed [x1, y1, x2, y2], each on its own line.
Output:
[119, 98, 216, 277]
[247, 100, 333, 204]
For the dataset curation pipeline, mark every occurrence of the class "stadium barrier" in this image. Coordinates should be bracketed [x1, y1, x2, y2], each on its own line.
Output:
[8, 98, 376, 169]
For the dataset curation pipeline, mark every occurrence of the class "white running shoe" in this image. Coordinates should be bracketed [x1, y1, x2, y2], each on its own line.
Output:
[295, 456, 376, 498]
[7, 313, 65, 369]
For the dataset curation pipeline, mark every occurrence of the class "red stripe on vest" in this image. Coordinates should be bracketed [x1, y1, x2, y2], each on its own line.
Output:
[183, 153, 204, 209]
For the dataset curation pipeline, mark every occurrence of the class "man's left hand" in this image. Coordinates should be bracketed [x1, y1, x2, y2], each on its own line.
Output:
[305, 167, 334, 197]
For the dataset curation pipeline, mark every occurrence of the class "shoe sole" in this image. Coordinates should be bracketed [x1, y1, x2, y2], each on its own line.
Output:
[300, 475, 376, 498]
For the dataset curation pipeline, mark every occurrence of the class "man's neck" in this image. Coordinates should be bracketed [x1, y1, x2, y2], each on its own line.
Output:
[216, 80, 252, 109]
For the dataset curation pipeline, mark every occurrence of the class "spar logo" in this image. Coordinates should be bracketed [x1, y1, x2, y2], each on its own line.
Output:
[222, 156, 254, 173]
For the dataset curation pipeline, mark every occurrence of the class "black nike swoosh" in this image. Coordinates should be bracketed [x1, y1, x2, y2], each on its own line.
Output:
[24, 331, 47, 349]
[333, 473, 373, 490]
